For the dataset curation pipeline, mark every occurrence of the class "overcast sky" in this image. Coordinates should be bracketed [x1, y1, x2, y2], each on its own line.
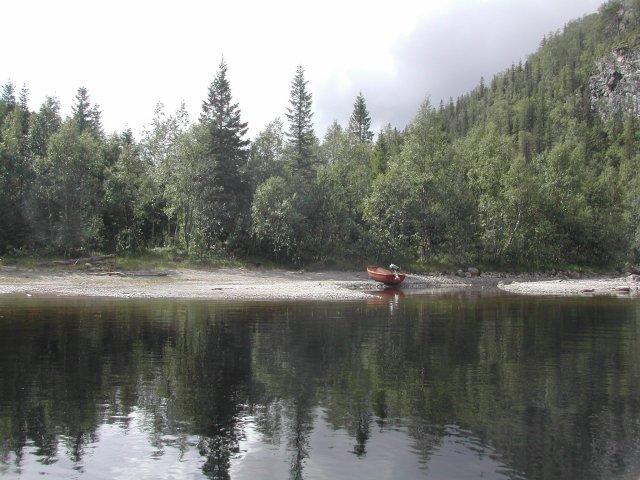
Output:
[3, 0, 604, 138]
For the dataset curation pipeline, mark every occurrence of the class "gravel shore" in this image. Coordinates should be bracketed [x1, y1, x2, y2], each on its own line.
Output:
[0, 267, 469, 301]
[2, 265, 637, 300]
[498, 276, 640, 297]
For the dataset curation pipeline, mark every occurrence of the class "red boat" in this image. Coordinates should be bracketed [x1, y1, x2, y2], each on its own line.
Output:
[367, 266, 406, 286]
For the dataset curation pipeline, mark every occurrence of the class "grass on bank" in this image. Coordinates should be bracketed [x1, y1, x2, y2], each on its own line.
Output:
[0, 248, 626, 276]
[0, 247, 276, 273]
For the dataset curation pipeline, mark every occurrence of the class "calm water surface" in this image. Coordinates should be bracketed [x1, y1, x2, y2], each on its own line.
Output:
[0, 292, 639, 479]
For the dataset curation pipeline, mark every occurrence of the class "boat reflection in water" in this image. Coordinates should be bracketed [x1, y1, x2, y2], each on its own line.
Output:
[367, 287, 405, 313]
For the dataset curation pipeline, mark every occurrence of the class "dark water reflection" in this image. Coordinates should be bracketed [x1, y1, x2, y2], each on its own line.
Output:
[0, 293, 639, 479]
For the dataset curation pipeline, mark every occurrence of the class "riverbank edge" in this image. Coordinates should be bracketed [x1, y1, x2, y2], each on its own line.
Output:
[0, 266, 473, 301]
[498, 276, 640, 297]
[1, 264, 638, 300]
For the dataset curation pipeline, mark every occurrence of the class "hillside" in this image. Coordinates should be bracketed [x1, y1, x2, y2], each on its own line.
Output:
[366, 0, 640, 268]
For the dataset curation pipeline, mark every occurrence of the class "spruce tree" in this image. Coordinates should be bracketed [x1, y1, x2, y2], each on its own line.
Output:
[28, 97, 61, 158]
[18, 85, 30, 135]
[1, 82, 16, 110]
[72, 87, 91, 132]
[285, 66, 316, 173]
[0, 82, 16, 123]
[0, 84, 33, 252]
[197, 58, 249, 248]
[72, 87, 102, 137]
[90, 104, 104, 138]
[348, 92, 373, 143]
[18, 85, 28, 111]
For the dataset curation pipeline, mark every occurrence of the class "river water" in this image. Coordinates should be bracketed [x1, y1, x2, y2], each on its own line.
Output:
[0, 292, 639, 479]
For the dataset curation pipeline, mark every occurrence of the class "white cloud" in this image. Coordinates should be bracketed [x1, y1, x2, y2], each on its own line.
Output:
[3, 0, 604, 137]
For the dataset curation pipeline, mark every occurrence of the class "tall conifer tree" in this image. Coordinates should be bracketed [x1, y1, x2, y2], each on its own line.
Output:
[0, 91, 31, 251]
[72, 87, 92, 132]
[72, 87, 102, 138]
[285, 66, 316, 173]
[0, 82, 16, 123]
[28, 97, 61, 158]
[1, 82, 16, 110]
[348, 93, 373, 143]
[18, 85, 30, 135]
[197, 58, 249, 248]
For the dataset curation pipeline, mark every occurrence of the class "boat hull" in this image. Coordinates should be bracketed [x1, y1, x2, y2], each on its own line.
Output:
[367, 266, 406, 285]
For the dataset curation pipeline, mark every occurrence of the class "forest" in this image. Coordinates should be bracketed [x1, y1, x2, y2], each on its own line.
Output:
[1, 0, 639, 270]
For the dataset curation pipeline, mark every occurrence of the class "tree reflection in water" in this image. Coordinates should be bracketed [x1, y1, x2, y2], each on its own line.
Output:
[0, 295, 639, 479]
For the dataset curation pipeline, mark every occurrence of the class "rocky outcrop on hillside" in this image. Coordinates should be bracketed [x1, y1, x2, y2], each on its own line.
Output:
[590, 46, 640, 119]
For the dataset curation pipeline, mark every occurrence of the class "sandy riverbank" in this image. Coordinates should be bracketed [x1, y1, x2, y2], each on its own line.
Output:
[498, 276, 640, 297]
[0, 266, 472, 301]
[2, 265, 638, 300]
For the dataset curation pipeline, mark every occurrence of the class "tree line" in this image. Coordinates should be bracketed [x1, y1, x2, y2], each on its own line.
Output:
[1, 0, 639, 269]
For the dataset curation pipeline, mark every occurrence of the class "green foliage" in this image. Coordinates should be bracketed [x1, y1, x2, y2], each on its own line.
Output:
[102, 131, 152, 252]
[348, 92, 373, 143]
[248, 119, 285, 190]
[71, 87, 103, 138]
[251, 176, 304, 263]
[196, 59, 250, 252]
[139, 102, 190, 249]
[28, 96, 61, 158]
[285, 66, 317, 175]
[32, 120, 104, 254]
[0, 92, 32, 251]
[315, 123, 373, 259]
[370, 124, 403, 175]
[365, 102, 473, 261]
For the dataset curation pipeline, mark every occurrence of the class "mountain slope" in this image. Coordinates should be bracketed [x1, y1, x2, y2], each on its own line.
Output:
[364, 0, 640, 268]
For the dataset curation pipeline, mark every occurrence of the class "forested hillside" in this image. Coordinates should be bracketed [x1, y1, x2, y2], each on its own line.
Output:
[1, 0, 639, 269]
